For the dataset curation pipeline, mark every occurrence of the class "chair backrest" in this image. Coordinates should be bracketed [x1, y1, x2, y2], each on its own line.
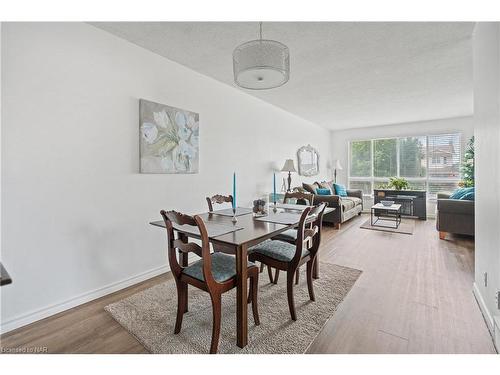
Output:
[206, 194, 233, 212]
[283, 191, 314, 206]
[292, 202, 327, 264]
[160, 210, 218, 287]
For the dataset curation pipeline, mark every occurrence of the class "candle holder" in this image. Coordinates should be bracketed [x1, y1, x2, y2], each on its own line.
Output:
[232, 208, 238, 223]
[273, 201, 278, 213]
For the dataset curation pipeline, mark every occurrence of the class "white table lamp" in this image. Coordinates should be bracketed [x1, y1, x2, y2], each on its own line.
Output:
[281, 159, 297, 192]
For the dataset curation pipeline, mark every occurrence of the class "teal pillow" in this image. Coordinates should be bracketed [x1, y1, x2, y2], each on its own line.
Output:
[334, 183, 347, 197]
[460, 190, 475, 200]
[316, 188, 331, 195]
[449, 187, 474, 199]
[449, 188, 465, 199]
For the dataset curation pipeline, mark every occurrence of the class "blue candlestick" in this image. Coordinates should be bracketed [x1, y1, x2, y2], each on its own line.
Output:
[273, 172, 276, 204]
[232, 172, 236, 210]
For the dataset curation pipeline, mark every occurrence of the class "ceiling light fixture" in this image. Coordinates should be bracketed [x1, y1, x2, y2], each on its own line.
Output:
[233, 22, 290, 90]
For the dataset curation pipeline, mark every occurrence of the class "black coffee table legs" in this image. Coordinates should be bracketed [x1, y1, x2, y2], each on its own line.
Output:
[370, 208, 402, 229]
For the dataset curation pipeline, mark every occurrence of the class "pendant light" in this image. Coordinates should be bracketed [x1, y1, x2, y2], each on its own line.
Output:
[233, 22, 290, 90]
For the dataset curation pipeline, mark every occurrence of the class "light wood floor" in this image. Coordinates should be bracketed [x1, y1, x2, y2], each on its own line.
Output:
[1, 214, 496, 354]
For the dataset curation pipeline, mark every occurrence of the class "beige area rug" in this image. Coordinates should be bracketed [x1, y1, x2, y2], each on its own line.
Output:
[360, 217, 415, 235]
[105, 263, 361, 354]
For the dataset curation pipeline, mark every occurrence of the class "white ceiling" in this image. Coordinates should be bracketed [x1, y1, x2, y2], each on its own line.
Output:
[91, 22, 474, 130]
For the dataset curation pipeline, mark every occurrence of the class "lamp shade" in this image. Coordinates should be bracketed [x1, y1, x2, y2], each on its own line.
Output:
[281, 159, 297, 173]
[233, 22, 290, 90]
[335, 159, 343, 170]
[233, 40, 290, 90]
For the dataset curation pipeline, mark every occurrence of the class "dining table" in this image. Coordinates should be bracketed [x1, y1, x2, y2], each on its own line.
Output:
[150, 203, 335, 349]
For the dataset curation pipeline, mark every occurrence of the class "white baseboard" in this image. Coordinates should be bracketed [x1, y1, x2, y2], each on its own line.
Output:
[473, 282, 495, 334]
[0, 264, 169, 334]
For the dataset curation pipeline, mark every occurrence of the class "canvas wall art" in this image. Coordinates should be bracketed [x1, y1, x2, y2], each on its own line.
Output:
[140, 99, 199, 174]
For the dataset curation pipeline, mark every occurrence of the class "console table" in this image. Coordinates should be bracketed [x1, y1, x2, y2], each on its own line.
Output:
[374, 189, 427, 220]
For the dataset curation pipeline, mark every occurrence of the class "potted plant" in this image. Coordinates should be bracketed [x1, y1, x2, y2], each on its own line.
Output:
[388, 177, 410, 191]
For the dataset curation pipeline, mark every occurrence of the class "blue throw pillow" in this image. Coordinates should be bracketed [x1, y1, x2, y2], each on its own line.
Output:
[316, 188, 331, 195]
[449, 187, 474, 200]
[449, 188, 465, 199]
[460, 190, 475, 201]
[333, 183, 347, 197]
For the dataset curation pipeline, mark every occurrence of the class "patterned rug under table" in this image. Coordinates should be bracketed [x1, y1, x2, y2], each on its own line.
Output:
[105, 263, 362, 354]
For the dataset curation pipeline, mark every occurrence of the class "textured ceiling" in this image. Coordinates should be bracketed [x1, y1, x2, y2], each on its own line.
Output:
[91, 22, 474, 130]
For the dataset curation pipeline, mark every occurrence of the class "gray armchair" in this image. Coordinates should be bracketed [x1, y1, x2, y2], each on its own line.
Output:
[301, 182, 363, 228]
[436, 192, 475, 239]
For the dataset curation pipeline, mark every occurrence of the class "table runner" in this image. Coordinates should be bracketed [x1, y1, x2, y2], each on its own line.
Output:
[211, 207, 253, 217]
[273, 203, 309, 211]
[172, 222, 244, 238]
[254, 212, 303, 225]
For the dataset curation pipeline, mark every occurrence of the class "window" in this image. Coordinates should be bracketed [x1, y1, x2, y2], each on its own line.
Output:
[349, 140, 371, 177]
[374, 139, 397, 177]
[348, 133, 461, 200]
[349, 140, 372, 195]
[349, 180, 372, 195]
[428, 133, 460, 178]
[428, 181, 460, 195]
[399, 136, 426, 178]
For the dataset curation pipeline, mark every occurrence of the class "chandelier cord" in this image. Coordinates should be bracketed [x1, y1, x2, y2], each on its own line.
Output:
[259, 22, 262, 40]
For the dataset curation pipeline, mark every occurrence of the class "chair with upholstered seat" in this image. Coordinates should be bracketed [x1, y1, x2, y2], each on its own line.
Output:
[273, 191, 314, 245]
[271, 191, 314, 284]
[248, 203, 326, 321]
[206, 193, 272, 282]
[160, 209, 260, 354]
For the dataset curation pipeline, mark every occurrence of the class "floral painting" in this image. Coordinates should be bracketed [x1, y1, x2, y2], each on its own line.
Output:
[139, 99, 199, 174]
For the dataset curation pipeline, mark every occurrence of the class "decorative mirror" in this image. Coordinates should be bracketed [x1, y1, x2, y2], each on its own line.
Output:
[297, 144, 320, 176]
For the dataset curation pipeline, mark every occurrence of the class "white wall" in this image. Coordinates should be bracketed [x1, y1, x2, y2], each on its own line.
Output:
[472, 22, 500, 342]
[330, 116, 474, 186]
[0, 23, 331, 332]
[0, 22, 2, 297]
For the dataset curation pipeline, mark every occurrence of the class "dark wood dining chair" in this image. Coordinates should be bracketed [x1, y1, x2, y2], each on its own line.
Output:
[271, 191, 315, 284]
[160, 209, 260, 354]
[206, 194, 233, 212]
[248, 203, 327, 321]
[206, 194, 271, 279]
[206, 194, 240, 256]
[283, 191, 315, 206]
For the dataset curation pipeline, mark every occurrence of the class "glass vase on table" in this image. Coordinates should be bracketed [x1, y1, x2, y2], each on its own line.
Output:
[252, 195, 269, 217]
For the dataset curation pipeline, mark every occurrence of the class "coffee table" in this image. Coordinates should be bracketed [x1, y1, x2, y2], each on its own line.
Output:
[370, 203, 402, 229]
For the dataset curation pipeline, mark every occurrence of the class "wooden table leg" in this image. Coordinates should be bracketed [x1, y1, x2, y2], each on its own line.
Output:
[235, 244, 248, 348]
